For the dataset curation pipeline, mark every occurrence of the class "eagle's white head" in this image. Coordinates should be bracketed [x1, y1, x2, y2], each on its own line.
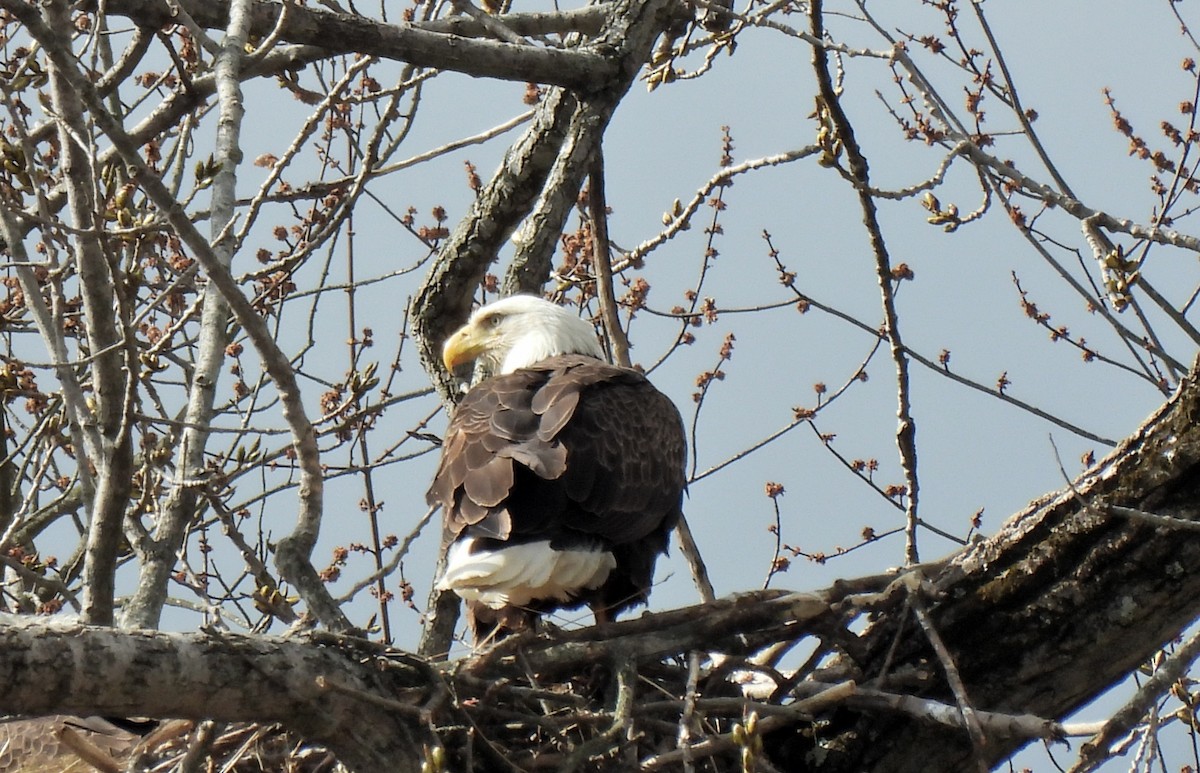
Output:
[442, 295, 605, 375]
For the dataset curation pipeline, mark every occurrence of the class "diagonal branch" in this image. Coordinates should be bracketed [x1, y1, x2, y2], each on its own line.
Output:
[1069, 625, 1200, 773]
[412, 85, 580, 402]
[502, 94, 607, 295]
[907, 579, 988, 773]
[413, 0, 682, 398]
[821, 357, 1200, 772]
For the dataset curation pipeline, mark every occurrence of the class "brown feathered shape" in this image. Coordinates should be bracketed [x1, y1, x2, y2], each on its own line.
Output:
[429, 354, 686, 642]
[0, 716, 140, 773]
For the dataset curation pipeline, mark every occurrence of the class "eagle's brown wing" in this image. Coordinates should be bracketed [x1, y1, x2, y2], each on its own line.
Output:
[428, 354, 686, 617]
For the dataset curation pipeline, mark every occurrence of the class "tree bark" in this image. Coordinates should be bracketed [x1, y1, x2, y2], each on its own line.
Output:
[807, 358, 1200, 771]
[0, 617, 428, 773]
[411, 0, 682, 401]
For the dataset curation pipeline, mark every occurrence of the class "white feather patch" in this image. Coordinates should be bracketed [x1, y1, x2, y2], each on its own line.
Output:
[437, 537, 616, 609]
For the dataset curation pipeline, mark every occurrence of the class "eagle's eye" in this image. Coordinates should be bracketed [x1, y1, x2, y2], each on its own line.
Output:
[485, 313, 504, 328]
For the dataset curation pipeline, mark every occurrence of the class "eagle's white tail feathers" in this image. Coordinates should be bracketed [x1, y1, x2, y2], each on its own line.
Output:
[438, 537, 616, 609]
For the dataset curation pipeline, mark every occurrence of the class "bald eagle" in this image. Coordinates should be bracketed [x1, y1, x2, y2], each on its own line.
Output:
[428, 295, 686, 643]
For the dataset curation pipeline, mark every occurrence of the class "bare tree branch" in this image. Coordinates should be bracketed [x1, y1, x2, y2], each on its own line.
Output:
[810, 0, 920, 565]
[815, 357, 1200, 772]
[1070, 624, 1200, 773]
[5, 0, 1200, 770]
[412, 0, 682, 394]
[97, 0, 617, 91]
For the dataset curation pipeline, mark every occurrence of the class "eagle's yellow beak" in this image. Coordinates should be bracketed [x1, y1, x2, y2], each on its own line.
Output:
[442, 324, 488, 371]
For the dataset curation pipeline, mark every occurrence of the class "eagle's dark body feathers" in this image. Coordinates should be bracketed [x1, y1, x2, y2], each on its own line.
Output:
[429, 353, 686, 642]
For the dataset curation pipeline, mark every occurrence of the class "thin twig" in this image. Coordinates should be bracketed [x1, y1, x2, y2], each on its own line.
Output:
[677, 651, 701, 773]
[810, 0, 920, 565]
[620, 146, 818, 270]
[674, 513, 716, 605]
[906, 575, 989, 773]
[589, 149, 631, 368]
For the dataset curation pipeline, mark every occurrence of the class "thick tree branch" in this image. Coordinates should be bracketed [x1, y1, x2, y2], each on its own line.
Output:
[97, 0, 617, 91]
[418, 5, 609, 38]
[501, 94, 607, 295]
[0, 616, 427, 772]
[411, 84, 580, 406]
[816, 357, 1200, 771]
[43, 0, 135, 627]
[10, 348, 1200, 773]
